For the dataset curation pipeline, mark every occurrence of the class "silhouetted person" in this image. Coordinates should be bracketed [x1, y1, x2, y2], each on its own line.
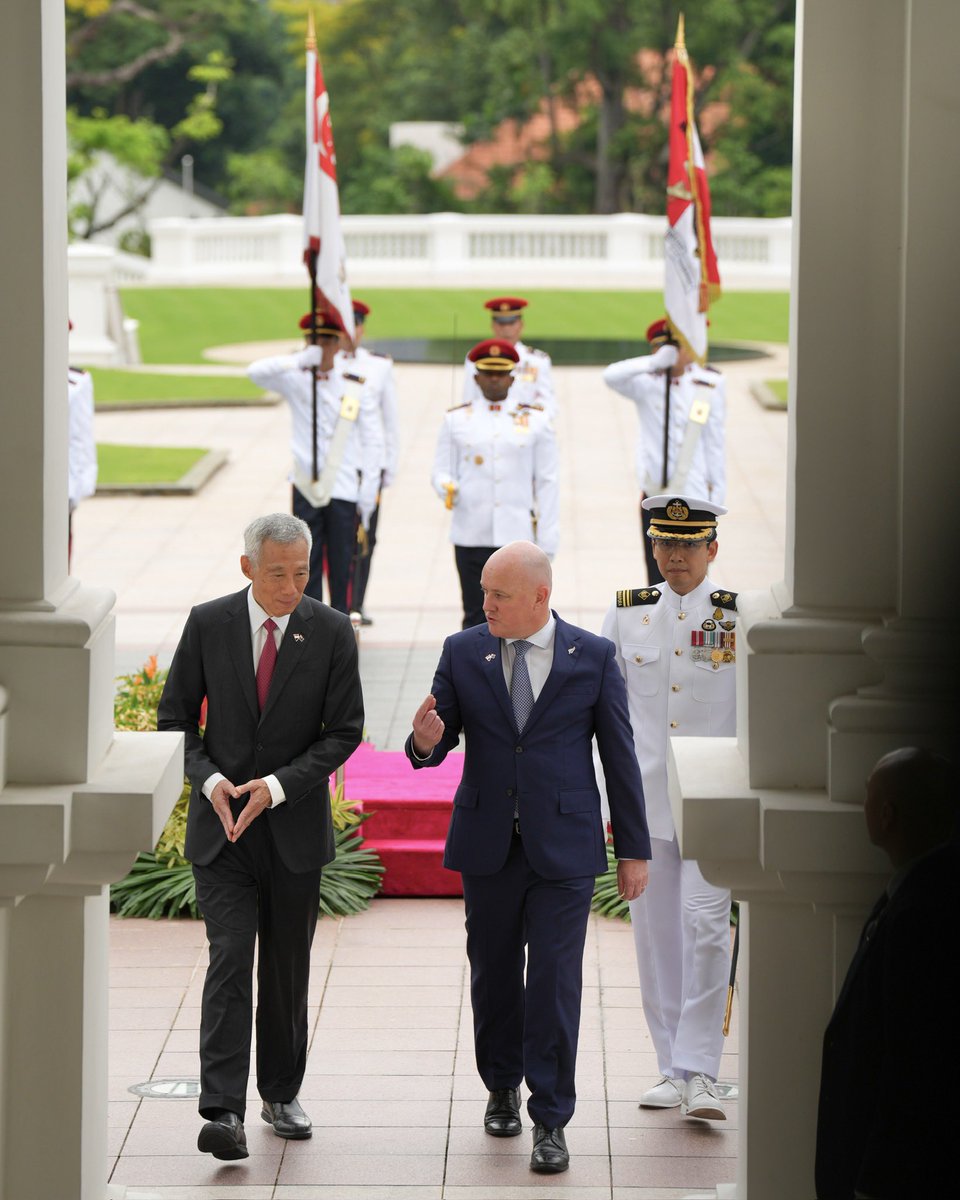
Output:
[816, 746, 959, 1199]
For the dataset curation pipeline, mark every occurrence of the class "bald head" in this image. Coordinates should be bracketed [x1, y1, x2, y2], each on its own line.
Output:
[481, 542, 552, 639]
[864, 746, 956, 868]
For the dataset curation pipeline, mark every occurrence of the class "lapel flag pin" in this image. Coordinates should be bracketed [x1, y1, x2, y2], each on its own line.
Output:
[293, 633, 305, 642]
[568, 646, 576, 655]
[485, 653, 496, 662]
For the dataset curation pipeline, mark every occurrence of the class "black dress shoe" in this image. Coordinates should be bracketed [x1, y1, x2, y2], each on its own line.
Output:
[197, 1110, 248, 1160]
[530, 1122, 569, 1173]
[484, 1087, 522, 1137]
[261, 1098, 313, 1139]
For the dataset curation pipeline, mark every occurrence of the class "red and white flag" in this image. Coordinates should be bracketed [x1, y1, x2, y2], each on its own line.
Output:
[664, 15, 720, 364]
[303, 14, 354, 340]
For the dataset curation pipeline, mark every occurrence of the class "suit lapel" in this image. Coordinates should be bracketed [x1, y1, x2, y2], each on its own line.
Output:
[521, 615, 580, 737]
[225, 589, 259, 721]
[475, 626, 515, 728]
[260, 600, 314, 720]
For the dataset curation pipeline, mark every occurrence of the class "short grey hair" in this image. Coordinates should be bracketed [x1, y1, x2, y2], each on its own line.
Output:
[243, 513, 312, 565]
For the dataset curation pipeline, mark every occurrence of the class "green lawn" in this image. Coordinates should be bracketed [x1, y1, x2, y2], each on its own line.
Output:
[120, 287, 790, 365]
[97, 443, 208, 485]
[766, 379, 789, 404]
[89, 368, 264, 408]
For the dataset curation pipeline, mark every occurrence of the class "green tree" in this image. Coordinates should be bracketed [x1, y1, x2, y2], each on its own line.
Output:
[65, 0, 293, 228]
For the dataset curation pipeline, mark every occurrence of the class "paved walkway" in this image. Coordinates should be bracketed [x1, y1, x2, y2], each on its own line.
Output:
[80, 347, 788, 1197]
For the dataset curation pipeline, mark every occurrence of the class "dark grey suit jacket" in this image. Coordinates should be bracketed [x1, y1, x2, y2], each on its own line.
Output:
[158, 587, 363, 872]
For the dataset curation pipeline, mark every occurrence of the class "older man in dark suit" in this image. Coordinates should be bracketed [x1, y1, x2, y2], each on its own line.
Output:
[407, 541, 650, 1174]
[158, 513, 363, 1161]
[816, 747, 959, 1199]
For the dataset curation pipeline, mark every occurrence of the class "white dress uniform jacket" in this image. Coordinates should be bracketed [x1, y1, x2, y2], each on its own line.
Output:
[603, 357, 726, 503]
[336, 345, 400, 485]
[248, 353, 384, 520]
[601, 575, 736, 841]
[462, 340, 556, 421]
[431, 397, 560, 557]
[68, 367, 97, 510]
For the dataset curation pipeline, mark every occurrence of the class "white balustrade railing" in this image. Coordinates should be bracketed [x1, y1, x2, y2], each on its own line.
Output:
[145, 211, 792, 289]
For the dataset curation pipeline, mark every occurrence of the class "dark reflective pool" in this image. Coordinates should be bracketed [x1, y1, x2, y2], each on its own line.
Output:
[364, 338, 768, 366]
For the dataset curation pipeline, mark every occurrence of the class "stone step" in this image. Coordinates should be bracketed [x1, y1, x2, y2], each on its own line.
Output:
[363, 837, 462, 897]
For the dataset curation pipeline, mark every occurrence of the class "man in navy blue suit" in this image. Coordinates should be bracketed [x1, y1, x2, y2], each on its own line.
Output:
[407, 541, 651, 1174]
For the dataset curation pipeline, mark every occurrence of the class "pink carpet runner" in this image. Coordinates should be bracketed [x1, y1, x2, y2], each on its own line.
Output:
[341, 741, 464, 896]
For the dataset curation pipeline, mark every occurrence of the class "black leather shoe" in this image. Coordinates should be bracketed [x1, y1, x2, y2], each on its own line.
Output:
[484, 1087, 522, 1137]
[261, 1098, 313, 1139]
[530, 1122, 569, 1173]
[197, 1110, 248, 1160]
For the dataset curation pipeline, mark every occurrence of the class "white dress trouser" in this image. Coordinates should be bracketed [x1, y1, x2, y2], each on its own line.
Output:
[628, 834, 731, 1081]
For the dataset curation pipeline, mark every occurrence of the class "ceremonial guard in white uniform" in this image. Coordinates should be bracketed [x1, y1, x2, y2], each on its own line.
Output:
[337, 299, 399, 625]
[248, 307, 383, 613]
[462, 297, 556, 422]
[601, 495, 735, 1122]
[434, 338, 559, 628]
[603, 318, 726, 584]
[67, 362, 97, 568]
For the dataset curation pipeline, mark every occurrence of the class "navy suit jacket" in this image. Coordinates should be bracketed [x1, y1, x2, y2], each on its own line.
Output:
[158, 587, 363, 873]
[407, 613, 651, 879]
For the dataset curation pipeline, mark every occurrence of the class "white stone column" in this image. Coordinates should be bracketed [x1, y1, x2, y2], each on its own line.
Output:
[673, 2, 960, 1197]
[0, 4, 184, 1199]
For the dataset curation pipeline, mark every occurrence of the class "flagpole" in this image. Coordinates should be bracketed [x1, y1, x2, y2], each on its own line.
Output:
[305, 11, 319, 483]
[661, 359, 671, 489]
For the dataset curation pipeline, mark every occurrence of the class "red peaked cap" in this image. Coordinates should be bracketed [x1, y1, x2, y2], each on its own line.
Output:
[646, 316, 710, 345]
[646, 318, 671, 344]
[352, 299, 370, 321]
[485, 296, 527, 320]
[468, 338, 520, 371]
[299, 308, 346, 336]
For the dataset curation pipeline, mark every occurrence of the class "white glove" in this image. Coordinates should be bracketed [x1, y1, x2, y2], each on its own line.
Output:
[649, 343, 679, 371]
[295, 345, 323, 369]
[381, 469, 394, 488]
[358, 503, 374, 530]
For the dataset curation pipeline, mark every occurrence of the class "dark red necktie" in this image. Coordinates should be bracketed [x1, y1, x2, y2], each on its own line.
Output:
[256, 618, 278, 711]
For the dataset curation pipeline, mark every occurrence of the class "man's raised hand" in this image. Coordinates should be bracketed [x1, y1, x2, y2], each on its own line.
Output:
[412, 694, 445, 758]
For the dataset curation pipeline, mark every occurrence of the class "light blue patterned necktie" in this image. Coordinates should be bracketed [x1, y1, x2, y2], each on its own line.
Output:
[510, 639, 535, 733]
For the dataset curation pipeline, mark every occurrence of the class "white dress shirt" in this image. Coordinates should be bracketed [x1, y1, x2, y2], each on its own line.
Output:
[501, 613, 556, 699]
[202, 588, 291, 808]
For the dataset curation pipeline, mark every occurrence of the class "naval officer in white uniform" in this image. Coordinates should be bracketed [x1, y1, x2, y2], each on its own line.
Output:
[248, 306, 383, 613]
[434, 338, 558, 628]
[461, 296, 556, 422]
[600, 494, 735, 1122]
[603, 319, 726, 585]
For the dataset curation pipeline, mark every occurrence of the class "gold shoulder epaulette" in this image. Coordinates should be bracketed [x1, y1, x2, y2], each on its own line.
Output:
[704, 363, 721, 373]
[447, 401, 472, 413]
[518, 402, 544, 411]
[694, 376, 717, 388]
[710, 590, 738, 611]
[342, 372, 366, 385]
[616, 587, 662, 608]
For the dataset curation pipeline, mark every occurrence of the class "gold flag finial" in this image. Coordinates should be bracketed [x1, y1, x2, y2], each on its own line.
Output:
[305, 8, 316, 52]
[675, 13, 686, 50]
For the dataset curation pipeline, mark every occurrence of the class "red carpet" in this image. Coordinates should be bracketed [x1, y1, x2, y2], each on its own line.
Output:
[341, 742, 464, 896]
